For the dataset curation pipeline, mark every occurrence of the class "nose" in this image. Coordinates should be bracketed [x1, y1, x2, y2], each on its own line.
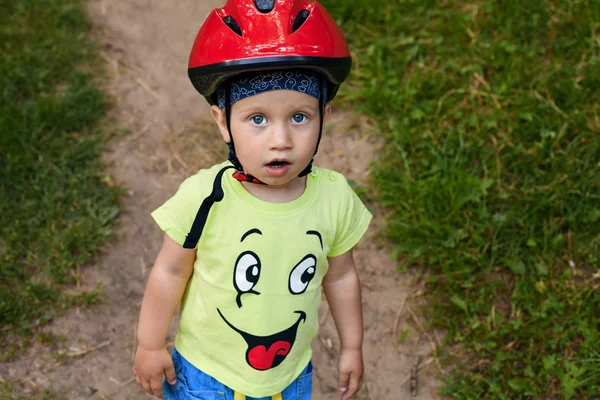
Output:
[268, 121, 293, 151]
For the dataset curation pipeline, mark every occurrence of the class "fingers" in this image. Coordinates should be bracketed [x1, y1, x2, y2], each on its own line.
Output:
[150, 378, 165, 399]
[339, 370, 350, 396]
[137, 375, 165, 398]
[164, 361, 177, 385]
[140, 379, 153, 396]
[341, 373, 362, 400]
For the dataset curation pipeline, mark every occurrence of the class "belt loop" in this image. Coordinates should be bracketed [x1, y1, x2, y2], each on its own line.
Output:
[234, 392, 246, 400]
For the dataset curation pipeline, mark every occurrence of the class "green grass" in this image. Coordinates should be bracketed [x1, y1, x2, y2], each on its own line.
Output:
[0, 0, 121, 347]
[0, 380, 59, 400]
[322, 0, 600, 398]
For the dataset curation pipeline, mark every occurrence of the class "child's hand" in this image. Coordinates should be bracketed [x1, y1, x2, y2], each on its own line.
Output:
[133, 346, 176, 399]
[337, 348, 364, 400]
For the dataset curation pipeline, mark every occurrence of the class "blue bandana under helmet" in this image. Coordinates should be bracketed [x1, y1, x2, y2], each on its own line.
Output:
[217, 70, 327, 109]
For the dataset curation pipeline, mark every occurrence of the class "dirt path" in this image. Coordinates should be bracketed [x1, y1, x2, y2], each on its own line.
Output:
[2, 1, 442, 398]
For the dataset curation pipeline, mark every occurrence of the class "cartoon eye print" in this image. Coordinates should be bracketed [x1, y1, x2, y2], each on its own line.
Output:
[234, 251, 261, 307]
[288, 255, 317, 295]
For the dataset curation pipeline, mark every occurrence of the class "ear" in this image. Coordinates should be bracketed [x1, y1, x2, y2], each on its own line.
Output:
[211, 105, 231, 143]
[323, 104, 332, 123]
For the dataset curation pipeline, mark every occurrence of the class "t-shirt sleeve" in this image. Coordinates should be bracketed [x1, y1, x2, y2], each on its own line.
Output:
[328, 178, 373, 257]
[151, 173, 207, 247]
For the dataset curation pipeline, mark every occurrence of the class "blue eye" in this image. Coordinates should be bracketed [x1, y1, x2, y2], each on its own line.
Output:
[292, 113, 307, 123]
[251, 115, 267, 125]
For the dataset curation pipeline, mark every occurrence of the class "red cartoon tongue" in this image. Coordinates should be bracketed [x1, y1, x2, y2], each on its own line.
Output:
[247, 341, 291, 370]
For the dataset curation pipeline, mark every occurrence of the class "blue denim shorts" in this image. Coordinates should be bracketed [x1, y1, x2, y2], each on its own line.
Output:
[163, 348, 313, 400]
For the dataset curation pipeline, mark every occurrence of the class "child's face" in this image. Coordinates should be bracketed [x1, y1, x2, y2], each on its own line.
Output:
[212, 90, 330, 187]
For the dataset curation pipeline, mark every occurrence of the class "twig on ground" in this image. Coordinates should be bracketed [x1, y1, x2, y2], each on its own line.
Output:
[132, 323, 138, 361]
[66, 340, 111, 357]
[173, 153, 190, 171]
[366, 381, 376, 400]
[98, 51, 114, 65]
[318, 334, 336, 356]
[411, 356, 421, 397]
[134, 77, 162, 102]
[140, 257, 146, 277]
[533, 90, 570, 119]
[119, 57, 145, 74]
[111, 59, 119, 89]
[473, 72, 491, 89]
[109, 376, 121, 385]
[399, 357, 433, 387]
[129, 122, 153, 142]
[419, 357, 434, 369]
[99, 50, 145, 75]
[433, 329, 443, 347]
[585, 270, 600, 283]
[392, 295, 407, 345]
[98, 52, 121, 89]
[361, 281, 374, 290]
[406, 305, 444, 374]
[120, 377, 136, 386]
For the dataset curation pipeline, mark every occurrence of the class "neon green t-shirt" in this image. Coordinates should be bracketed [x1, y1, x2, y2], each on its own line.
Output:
[151, 161, 372, 397]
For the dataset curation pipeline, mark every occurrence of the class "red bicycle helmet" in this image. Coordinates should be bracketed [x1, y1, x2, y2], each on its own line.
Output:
[188, 0, 351, 105]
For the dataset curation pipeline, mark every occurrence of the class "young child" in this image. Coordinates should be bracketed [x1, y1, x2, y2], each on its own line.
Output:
[133, 1, 372, 399]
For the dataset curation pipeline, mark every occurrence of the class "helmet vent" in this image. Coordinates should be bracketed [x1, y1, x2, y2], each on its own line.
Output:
[222, 16, 243, 36]
[254, 0, 274, 13]
[292, 9, 310, 33]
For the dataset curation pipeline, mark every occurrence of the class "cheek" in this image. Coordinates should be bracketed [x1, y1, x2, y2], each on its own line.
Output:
[230, 130, 262, 164]
[235, 146, 257, 166]
[296, 125, 320, 151]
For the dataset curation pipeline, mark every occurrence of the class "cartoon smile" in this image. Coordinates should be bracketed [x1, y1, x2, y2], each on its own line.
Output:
[217, 309, 306, 371]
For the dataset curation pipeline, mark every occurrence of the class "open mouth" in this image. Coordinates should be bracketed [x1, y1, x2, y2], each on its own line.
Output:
[217, 309, 306, 371]
[266, 159, 290, 169]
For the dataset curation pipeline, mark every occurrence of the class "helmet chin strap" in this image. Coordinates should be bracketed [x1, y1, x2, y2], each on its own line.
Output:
[224, 83, 264, 184]
[224, 79, 326, 186]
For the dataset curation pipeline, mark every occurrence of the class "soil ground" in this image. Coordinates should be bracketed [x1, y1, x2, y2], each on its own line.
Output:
[1, 0, 443, 398]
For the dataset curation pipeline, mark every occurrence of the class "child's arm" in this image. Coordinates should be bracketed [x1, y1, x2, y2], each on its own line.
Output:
[323, 248, 364, 400]
[134, 233, 196, 399]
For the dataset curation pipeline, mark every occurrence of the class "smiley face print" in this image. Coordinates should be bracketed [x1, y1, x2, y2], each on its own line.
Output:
[216, 228, 323, 371]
